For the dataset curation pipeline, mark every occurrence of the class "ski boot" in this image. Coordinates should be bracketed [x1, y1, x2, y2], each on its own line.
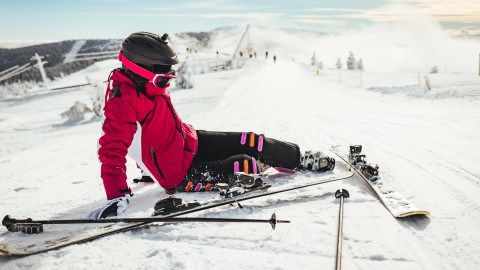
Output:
[299, 151, 335, 171]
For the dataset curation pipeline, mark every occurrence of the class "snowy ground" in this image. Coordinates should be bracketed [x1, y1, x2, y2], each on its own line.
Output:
[1, 56, 480, 269]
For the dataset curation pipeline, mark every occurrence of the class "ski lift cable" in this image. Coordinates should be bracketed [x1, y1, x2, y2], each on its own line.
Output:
[217, 37, 241, 52]
[232, 25, 250, 58]
[74, 50, 119, 57]
[0, 66, 33, 82]
[0, 65, 20, 76]
[70, 54, 118, 62]
[1, 63, 31, 76]
[0, 64, 33, 82]
[217, 27, 246, 51]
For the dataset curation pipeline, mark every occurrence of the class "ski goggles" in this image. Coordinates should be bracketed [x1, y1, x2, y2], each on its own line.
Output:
[118, 51, 176, 88]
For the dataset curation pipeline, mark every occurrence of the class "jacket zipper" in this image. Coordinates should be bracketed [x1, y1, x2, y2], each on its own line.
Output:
[160, 95, 185, 140]
[150, 147, 165, 179]
[184, 148, 195, 154]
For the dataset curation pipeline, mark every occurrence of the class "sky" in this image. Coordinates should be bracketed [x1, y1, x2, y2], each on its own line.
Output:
[0, 0, 479, 44]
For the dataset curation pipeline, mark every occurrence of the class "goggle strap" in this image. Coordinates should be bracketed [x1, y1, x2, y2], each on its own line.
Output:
[118, 51, 156, 82]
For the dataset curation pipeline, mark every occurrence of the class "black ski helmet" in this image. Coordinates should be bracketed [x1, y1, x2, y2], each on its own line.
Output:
[121, 32, 179, 72]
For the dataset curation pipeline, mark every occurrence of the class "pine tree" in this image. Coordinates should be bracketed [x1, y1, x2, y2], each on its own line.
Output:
[336, 58, 343, 69]
[318, 61, 324, 70]
[311, 52, 317, 66]
[347, 51, 356, 70]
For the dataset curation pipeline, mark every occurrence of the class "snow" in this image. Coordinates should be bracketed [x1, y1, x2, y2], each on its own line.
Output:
[1, 26, 480, 269]
[63, 40, 87, 64]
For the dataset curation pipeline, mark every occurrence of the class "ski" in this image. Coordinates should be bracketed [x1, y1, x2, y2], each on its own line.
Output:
[0, 171, 353, 256]
[330, 145, 430, 218]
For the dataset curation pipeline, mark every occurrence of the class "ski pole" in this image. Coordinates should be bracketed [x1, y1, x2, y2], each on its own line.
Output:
[335, 189, 350, 270]
[2, 213, 289, 234]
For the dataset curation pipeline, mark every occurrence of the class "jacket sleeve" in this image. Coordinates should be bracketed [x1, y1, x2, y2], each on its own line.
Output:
[98, 86, 137, 200]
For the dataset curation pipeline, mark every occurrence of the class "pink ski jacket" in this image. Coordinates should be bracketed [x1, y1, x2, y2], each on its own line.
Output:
[98, 70, 198, 200]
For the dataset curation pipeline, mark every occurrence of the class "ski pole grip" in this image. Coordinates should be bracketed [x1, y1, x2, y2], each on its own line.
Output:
[335, 189, 350, 199]
[2, 215, 34, 227]
[3, 215, 44, 234]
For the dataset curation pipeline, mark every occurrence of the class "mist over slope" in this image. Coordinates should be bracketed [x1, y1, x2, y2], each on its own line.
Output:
[171, 21, 479, 74]
[2, 18, 479, 88]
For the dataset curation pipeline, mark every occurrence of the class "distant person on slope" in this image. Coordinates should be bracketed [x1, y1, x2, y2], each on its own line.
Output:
[88, 32, 335, 220]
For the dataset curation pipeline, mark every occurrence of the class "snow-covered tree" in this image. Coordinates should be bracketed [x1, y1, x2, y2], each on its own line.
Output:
[311, 52, 317, 66]
[86, 76, 105, 117]
[347, 51, 356, 70]
[317, 61, 324, 70]
[176, 62, 194, 89]
[0, 80, 37, 100]
[336, 58, 343, 69]
[430, 66, 438, 74]
[60, 101, 93, 122]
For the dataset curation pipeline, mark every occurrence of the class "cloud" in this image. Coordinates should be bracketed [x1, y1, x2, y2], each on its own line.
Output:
[137, 8, 173, 11]
[173, 0, 255, 11]
[201, 13, 283, 19]
[297, 6, 419, 26]
[306, 6, 422, 23]
[445, 28, 480, 36]
[435, 14, 480, 24]
[75, 12, 184, 17]
[294, 16, 349, 26]
[76, 11, 283, 21]
[337, 6, 415, 23]
[178, 0, 233, 9]
[306, 2, 480, 24]
[391, 0, 480, 23]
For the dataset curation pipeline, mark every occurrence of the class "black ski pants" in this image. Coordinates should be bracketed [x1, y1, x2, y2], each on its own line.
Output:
[184, 130, 300, 185]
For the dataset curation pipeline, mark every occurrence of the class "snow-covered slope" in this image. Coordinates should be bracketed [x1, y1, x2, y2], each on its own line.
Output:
[1, 22, 480, 269]
[1, 56, 480, 269]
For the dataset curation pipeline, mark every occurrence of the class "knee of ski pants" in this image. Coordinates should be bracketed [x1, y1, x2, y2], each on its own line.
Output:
[248, 134, 300, 169]
[226, 154, 262, 175]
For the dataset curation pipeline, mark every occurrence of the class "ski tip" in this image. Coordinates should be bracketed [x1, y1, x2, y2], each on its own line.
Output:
[397, 210, 431, 218]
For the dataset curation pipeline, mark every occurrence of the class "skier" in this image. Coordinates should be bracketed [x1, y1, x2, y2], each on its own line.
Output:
[88, 32, 334, 220]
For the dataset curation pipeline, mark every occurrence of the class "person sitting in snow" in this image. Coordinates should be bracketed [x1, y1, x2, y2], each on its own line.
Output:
[88, 32, 335, 220]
